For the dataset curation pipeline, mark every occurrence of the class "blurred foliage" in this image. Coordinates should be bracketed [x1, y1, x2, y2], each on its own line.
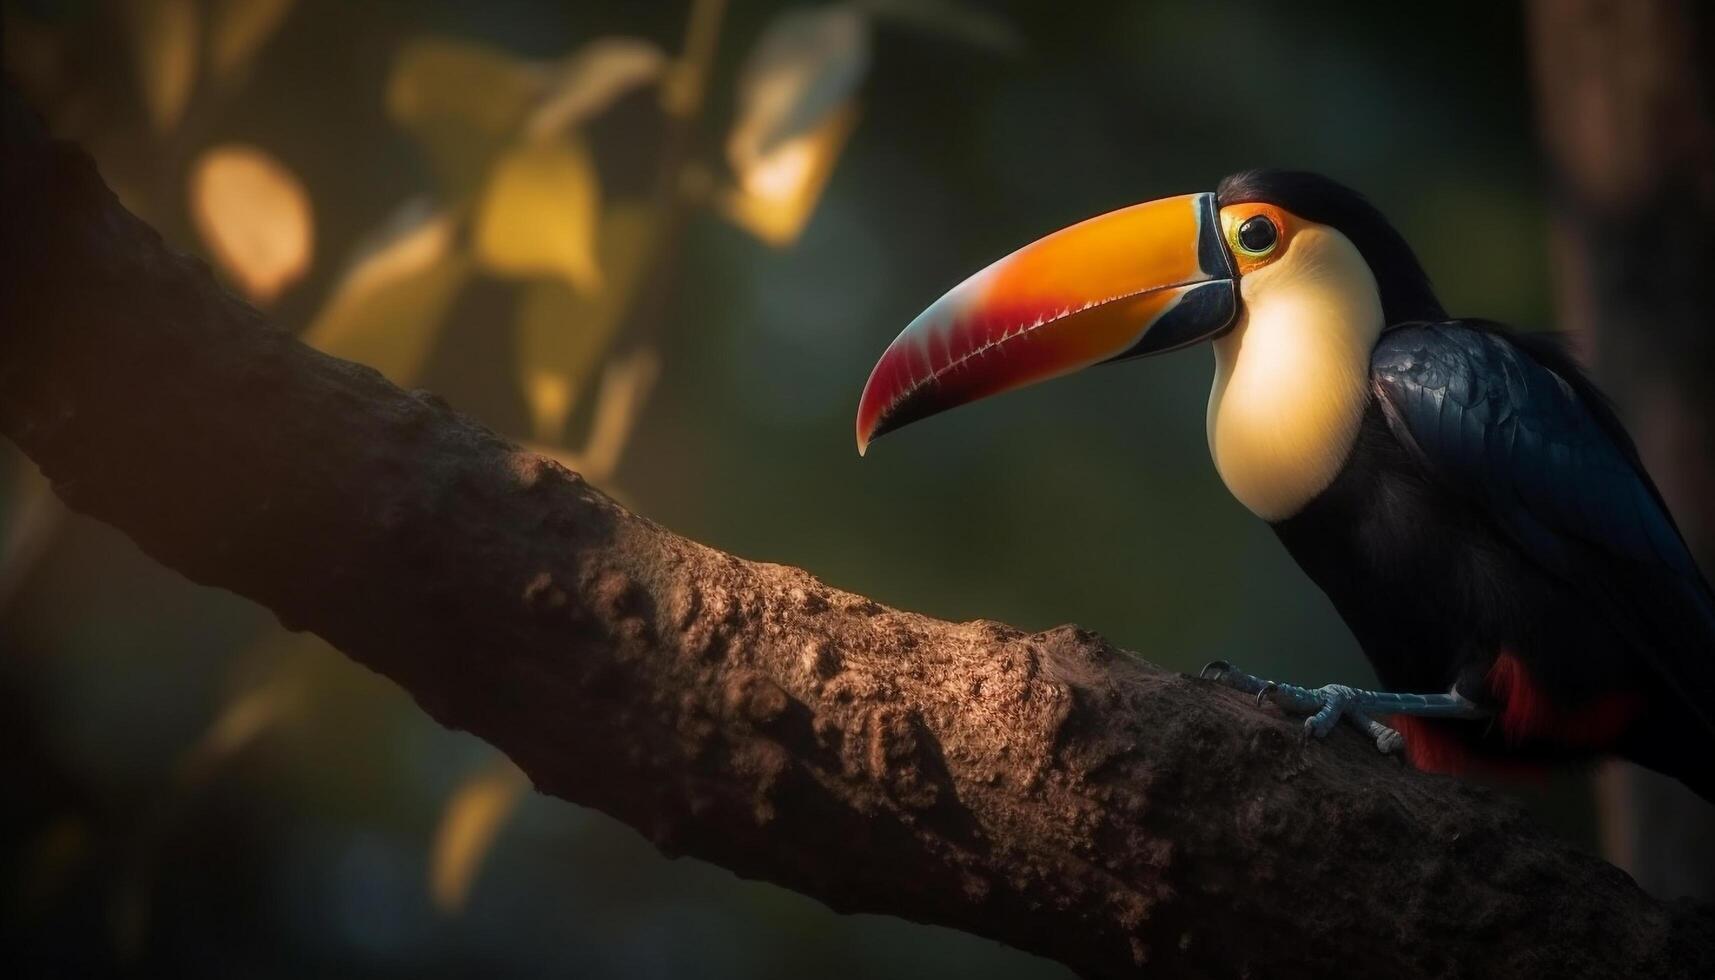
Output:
[1, 0, 1586, 977]
[430, 758, 529, 916]
[189, 142, 313, 302]
[123, 0, 197, 133]
[301, 201, 471, 385]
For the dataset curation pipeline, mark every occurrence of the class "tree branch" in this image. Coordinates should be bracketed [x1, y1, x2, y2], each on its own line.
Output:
[2, 89, 1710, 979]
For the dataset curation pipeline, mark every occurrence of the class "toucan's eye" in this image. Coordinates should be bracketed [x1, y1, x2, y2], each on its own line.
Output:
[1237, 215, 1278, 254]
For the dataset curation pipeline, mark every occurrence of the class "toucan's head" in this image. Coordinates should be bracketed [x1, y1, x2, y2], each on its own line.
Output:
[854, 170, 1443, 455]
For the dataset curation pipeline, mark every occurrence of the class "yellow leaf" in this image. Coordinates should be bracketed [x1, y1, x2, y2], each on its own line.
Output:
[727, 5, 869, 175]
[206, 0, 295, 84]
[188, 144, 314, 304]
[124, 0, 199, 134]
[721, 103, 858, 247]
[475, 135, 602, 294]
[657, 0, 727, 119]
[430, 760, 529, 914]
[523, 372, 575, 444]
[302, 205, 470, 385]
[517, 281, 598, 443]
[527, 36, 667, 139]
[516, 202, 654, 442]
[516, 283, 593, 442]
[387, 37, 546, 194]
[176, 673, 300, 785]
[0, 459, 64, 617]
[578, 347, 661, 483]
[522, 349, 658, 486]
[388, 37, 543, 131]
[855, 0, 1023, 53]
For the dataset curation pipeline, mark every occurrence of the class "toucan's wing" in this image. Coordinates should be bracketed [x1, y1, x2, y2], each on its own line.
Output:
[1371, 320, 1715, 736]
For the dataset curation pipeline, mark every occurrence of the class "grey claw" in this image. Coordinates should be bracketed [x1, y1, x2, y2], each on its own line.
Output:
[1255, 681, 1278, 708]
[1304, 701, 1346, 740]
[1344, 708, 1404, 754]
[1199, 660, 1233, 680]
[1375, 727, 1404, 754]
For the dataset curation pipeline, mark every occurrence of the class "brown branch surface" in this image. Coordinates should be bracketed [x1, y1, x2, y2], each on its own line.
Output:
[2, 90, 1711, 979]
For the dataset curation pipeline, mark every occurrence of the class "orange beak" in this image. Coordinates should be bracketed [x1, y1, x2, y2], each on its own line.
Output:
[855, 192, 1236, 454]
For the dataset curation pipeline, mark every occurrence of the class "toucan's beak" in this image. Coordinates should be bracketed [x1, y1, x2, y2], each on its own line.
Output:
[855, 192, 1237, 454]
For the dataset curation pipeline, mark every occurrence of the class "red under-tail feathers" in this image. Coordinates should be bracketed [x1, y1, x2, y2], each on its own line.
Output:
[1391, 651, 1643, 777]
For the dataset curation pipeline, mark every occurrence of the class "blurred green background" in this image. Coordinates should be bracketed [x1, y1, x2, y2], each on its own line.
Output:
[2, 0, 1574, 976]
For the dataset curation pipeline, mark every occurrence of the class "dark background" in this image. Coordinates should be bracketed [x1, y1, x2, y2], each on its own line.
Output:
[0, 1, 1633, 977]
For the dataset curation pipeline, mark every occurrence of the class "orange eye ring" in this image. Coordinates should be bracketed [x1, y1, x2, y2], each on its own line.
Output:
[1220, 203, 1293, 274]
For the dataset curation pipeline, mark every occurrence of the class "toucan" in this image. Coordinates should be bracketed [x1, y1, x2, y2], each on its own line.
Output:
[855, 170, 1715, 802]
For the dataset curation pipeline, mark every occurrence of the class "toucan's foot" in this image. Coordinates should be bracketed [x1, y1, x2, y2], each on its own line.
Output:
[1198, 662, 1405, 755]
[1197, 660, 1273, 698]
[1343, 706, 1404, 754]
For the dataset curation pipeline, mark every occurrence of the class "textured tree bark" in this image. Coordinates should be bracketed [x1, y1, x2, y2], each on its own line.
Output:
[3, 88, 1713, 979]
[1527, 0, 1715, 902]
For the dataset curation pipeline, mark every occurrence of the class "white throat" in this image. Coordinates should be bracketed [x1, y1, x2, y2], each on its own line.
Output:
[1206, 224, 1385, 522]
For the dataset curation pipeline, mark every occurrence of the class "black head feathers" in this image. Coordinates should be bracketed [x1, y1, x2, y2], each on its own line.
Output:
[1217, 170, 1445, 326]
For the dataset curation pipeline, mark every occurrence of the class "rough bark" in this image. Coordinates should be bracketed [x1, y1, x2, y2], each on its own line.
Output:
[1527, 0, 1715, 901]
[3, 89, 1712, 979]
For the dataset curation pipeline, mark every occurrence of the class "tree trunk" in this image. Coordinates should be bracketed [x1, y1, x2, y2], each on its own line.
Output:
[1527, 0, 1715, 902]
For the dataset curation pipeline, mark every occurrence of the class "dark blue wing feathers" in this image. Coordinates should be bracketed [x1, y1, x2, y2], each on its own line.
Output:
[1373, 321, 1715, 733]
[1376, 324, 1693, 572]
